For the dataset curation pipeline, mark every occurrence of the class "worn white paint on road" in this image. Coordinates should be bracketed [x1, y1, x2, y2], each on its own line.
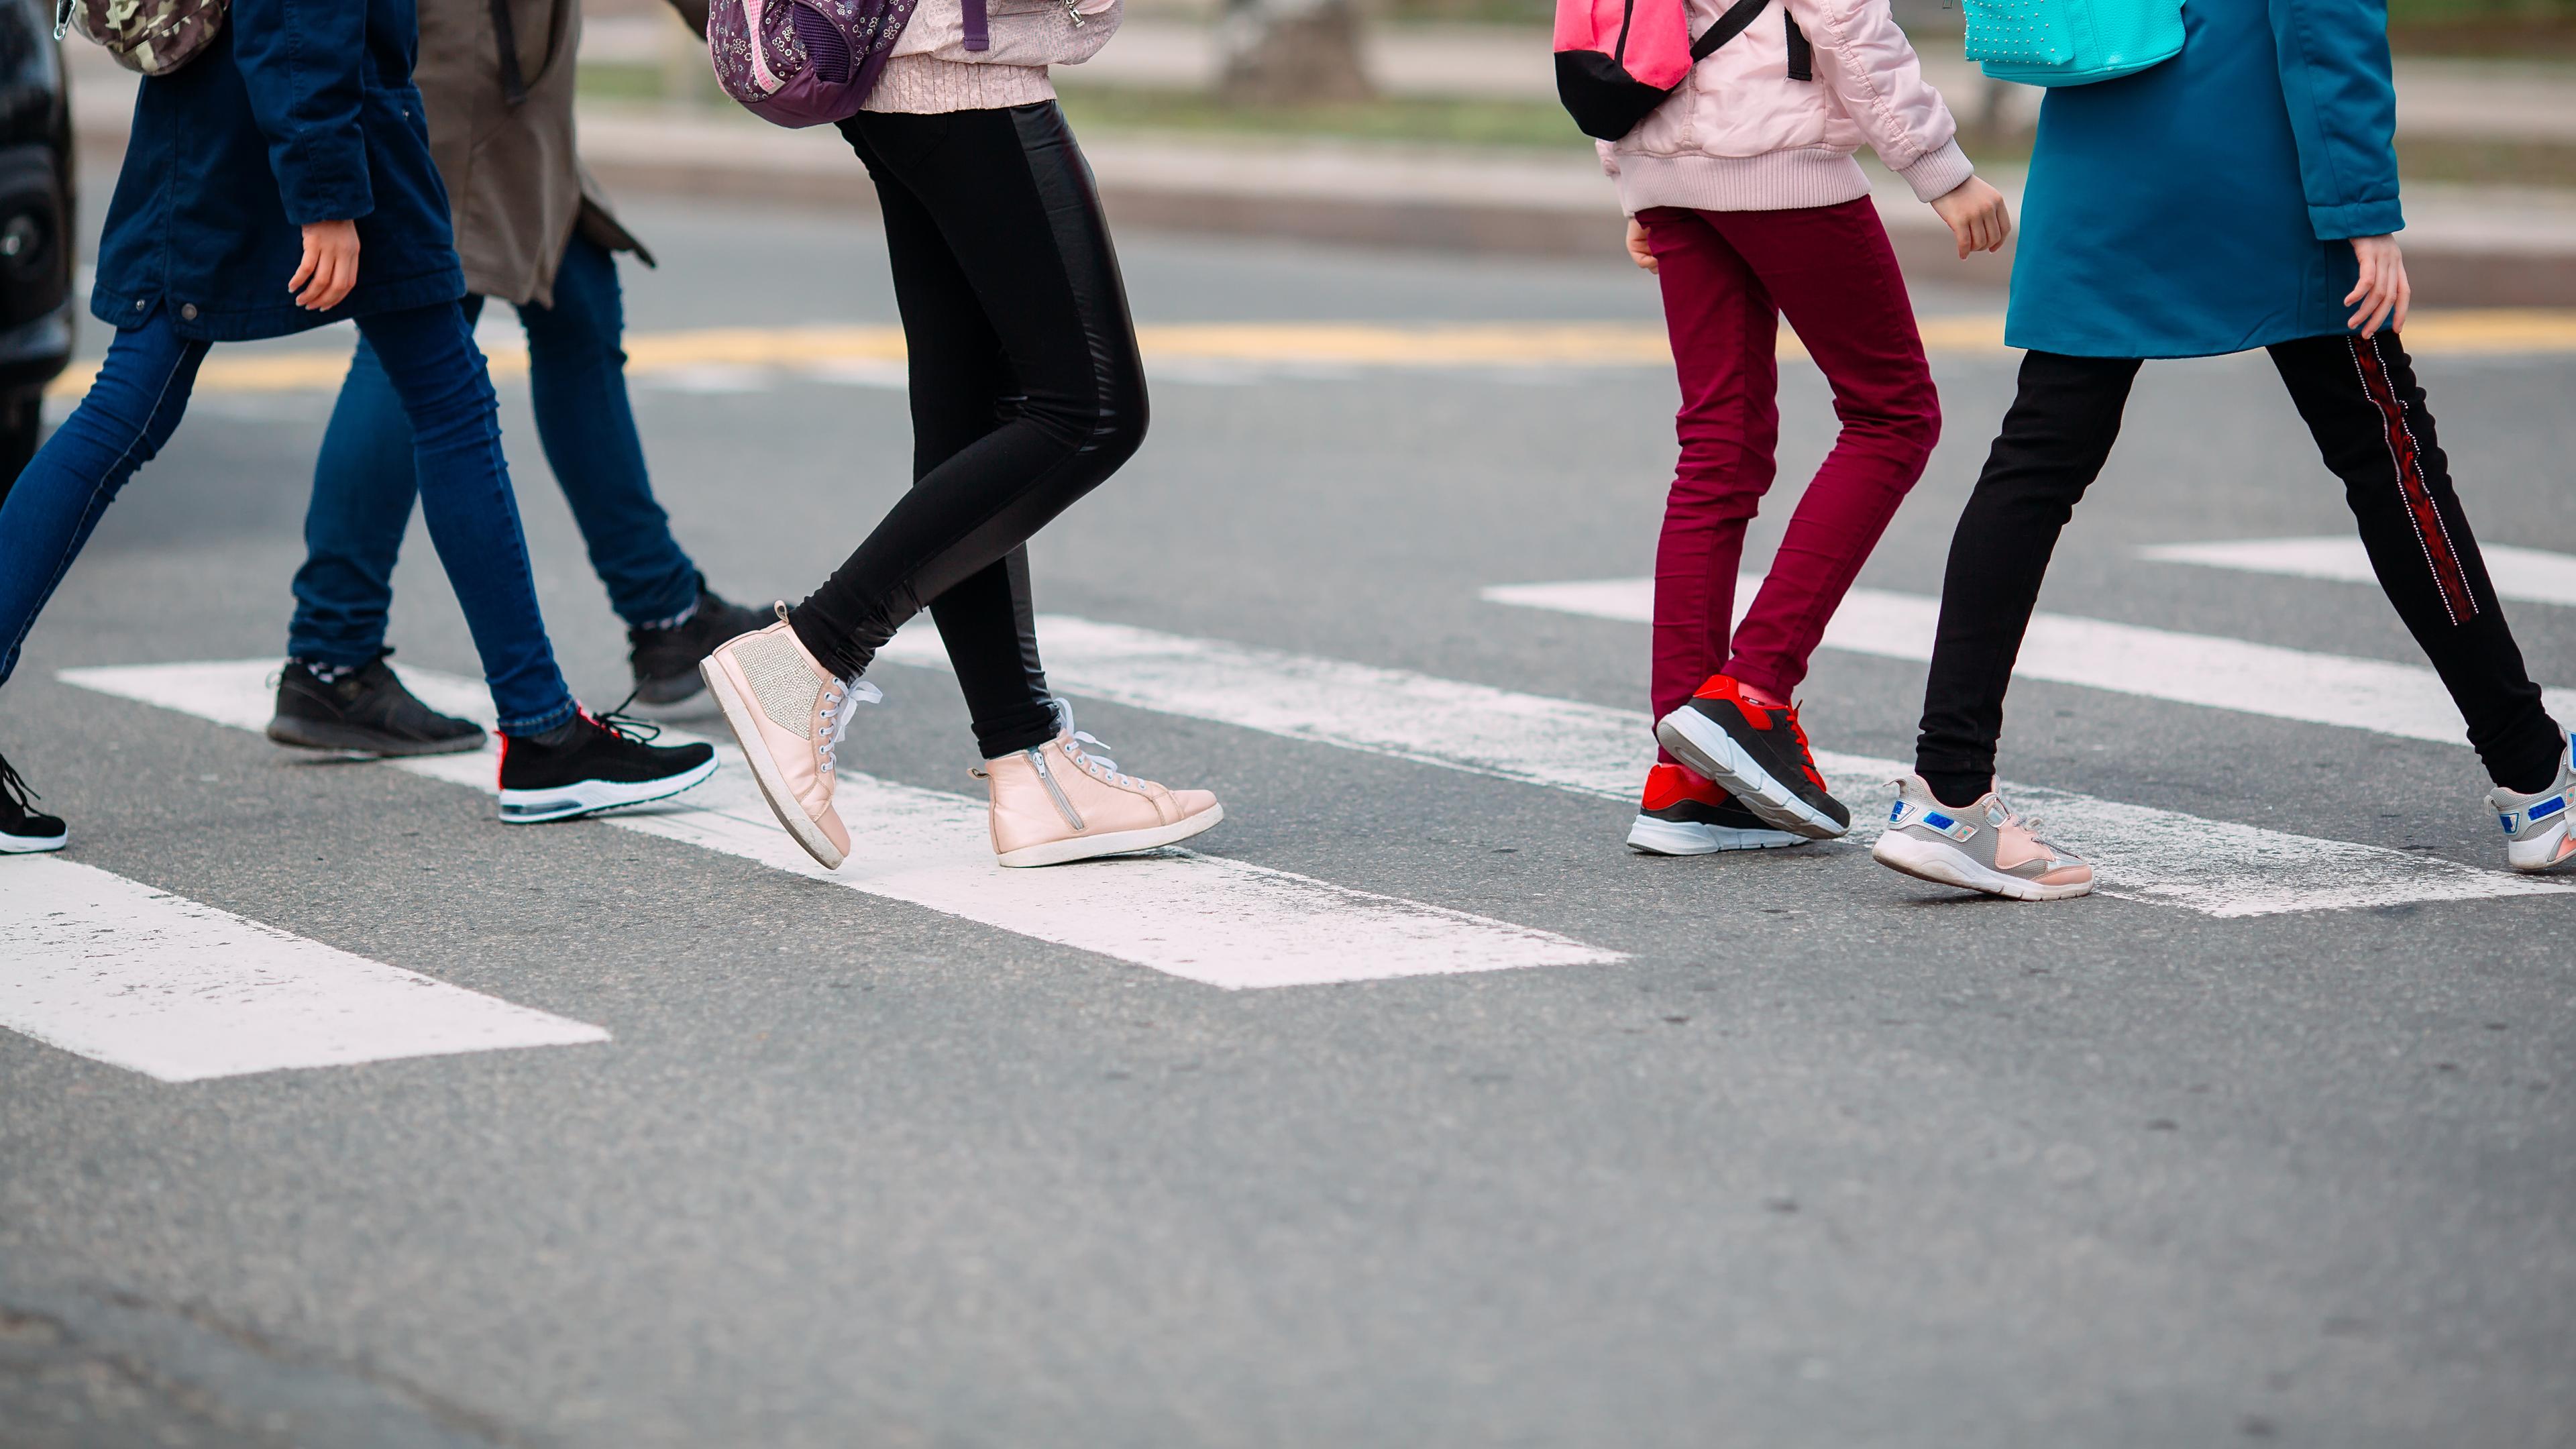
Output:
[2140, 537, 2576, 610]
[57, 663, 1623, 991]
[879, 614, 2572, 919]
[1480, 576, 2576, 749]
[0, 857, 608, 1082]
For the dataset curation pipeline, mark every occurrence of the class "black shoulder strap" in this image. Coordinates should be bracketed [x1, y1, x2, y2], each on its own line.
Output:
[1689, 0, 1774, 62]
[1784, 11, 1814, 79]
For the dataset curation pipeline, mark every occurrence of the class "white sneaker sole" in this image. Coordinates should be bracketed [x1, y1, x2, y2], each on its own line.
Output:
[1, 828, 68, 853]
[996, 801, 1226, 869]
[701, 658, 847, 870]
[497, 755, 718, 824]
[1872, 829, 2094, 902]
[1625, 814, 1803, 855]
[1654, 708, 1847, 841]
[2506, 818, 2576, 872]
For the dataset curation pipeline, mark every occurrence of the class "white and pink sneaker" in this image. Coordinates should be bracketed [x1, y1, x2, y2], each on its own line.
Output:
[700, 608, 876, 869]
[1872, 773, 2094, 902]
[976, 727, 1222, 868]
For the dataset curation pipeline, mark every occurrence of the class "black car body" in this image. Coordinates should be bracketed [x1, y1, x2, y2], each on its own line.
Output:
[0, 0, 71, 490]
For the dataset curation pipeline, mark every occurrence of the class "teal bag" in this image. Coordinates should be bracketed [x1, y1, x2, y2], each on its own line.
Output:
[1962, 0, 2184, 85]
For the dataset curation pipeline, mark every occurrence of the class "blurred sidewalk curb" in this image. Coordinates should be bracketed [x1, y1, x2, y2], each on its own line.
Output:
[68, 55, 2576, 304]
[569, 109, 2576, 306]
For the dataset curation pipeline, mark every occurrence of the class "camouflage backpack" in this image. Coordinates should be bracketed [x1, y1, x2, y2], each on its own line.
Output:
[52, 0, 229, 76]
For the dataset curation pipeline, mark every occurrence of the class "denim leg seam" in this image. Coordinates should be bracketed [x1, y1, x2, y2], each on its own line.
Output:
[1, 342, 199, 680]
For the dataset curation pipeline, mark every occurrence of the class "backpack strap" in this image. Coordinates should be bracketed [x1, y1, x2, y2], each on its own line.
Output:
[1784, 11, 1813, 78]
[1688, 0, 1773, 62]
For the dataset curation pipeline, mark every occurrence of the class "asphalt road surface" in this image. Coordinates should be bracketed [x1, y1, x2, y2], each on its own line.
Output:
[3, 181, 2573, 1448]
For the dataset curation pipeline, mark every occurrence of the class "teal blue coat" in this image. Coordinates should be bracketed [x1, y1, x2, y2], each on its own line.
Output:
[2003, 0, 2404, 359]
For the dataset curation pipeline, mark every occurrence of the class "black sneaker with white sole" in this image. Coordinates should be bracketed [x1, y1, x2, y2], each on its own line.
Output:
[627, 579, 773, 714]
[266, 654, 486, 757]
[1, 752, 66, 853]
[496, 708, 718, 823]
[1652, 674, 1851, 840]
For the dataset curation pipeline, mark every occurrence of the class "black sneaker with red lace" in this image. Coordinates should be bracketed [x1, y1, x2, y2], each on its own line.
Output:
[1652, 674, 1850, 840]
[0, 751, 66, 853]
[1627, 763, 1803, 855]
[496, 706, 718, 824]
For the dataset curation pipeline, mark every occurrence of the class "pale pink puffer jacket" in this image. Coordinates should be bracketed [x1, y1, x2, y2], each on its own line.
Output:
[1599, 0, 1974, 215]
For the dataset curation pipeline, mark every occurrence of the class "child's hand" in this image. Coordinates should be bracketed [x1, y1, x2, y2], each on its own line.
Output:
[1931, 178, 2012, 259]
[2346, 234, 2409, 339]
[290, 221, 360, 311]
[1625, 216, 1657, 274]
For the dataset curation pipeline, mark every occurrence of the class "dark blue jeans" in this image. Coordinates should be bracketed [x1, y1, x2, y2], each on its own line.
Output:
[0, 303, 578, 735]
[288, 233, 699, 668]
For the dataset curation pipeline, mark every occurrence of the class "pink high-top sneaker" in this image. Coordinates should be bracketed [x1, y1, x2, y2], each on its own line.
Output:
[977, 729, 1223, 867]
[700, 608, 877, 869]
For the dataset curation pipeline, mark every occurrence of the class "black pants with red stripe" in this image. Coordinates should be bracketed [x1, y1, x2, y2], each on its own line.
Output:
[1913, 334, 2564, 803]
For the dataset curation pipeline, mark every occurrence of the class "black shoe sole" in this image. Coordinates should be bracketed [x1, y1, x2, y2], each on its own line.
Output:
[266, 716, 488, 758]
[628, 669, 710, 708]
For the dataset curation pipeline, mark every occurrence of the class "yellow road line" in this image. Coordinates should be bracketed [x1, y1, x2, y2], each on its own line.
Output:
[43, 310, 2576, 398]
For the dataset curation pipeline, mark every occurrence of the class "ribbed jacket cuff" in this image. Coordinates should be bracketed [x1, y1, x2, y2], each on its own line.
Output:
[861, 58, 1057, 114]
[2309, 196, 2405, 241]
[1609, 148, 1872, 215]
[1894, 139, 1976, 203]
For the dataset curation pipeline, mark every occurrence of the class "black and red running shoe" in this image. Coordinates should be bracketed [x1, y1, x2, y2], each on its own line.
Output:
[1653, 675, 1850, 840]
[1627, 763, 1803, 856]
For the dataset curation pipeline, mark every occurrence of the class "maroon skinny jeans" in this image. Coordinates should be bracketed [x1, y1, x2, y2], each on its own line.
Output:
[1641, 197, 1941, 755]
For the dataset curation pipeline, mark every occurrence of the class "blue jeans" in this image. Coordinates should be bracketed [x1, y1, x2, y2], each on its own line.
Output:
[0, 303, 578, 735]
[288, 233, 699, 668]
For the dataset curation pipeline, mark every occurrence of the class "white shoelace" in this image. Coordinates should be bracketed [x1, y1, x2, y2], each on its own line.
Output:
[1061, 729, 1141, 788]
[818, 678, 881, 773]
[1046, 696, 1141, 786]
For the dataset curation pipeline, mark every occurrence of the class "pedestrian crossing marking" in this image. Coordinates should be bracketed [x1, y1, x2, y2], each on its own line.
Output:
[40, 309, 2576, 398]
[54, 663, 1625, 991]
[0, 857, 608, 1082]
[2141, 537, 2576, 609]
[1483, 576, 2576, 752]
[875, 615, 2574, 918]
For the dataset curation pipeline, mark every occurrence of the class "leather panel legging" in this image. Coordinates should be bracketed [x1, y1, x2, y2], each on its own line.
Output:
[790, 102, 1147, 759]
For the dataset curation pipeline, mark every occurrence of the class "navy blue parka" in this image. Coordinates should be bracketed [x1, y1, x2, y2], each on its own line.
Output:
[90, 0, 466, 341]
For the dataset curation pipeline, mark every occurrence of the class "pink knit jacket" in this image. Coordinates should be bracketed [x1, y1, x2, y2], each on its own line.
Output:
[1599, 0, 1974, 214]
[865, 0, 1120, 114]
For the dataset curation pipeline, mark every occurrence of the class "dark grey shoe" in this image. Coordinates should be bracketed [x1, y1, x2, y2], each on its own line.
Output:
[627, 579, 772, 713]
[265, 655, 486, 757]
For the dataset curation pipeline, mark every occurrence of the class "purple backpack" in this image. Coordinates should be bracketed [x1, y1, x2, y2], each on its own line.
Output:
[710, 0, 988, 128]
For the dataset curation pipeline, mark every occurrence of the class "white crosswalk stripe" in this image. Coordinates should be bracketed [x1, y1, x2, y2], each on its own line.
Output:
[55, 662, 1624, 991]
[878, 615, 2572, 918]
[1480, 576, 2576, 751]
[0, 857, 608, 1082]
[2139, 536, 2576, 609]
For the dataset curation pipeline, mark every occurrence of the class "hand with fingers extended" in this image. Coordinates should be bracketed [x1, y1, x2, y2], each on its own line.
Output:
[290, 220, 360, 311]
[2346, 233, 2409, 338]
[1931, 178, 2012, 260]
[1625, 215, 1658, 275]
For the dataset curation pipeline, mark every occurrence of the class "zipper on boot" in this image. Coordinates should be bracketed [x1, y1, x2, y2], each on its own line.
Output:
[1028, 747, 1085, 831]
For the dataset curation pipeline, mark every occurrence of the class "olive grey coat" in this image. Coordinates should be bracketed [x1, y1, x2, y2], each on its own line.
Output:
[419, 0, 705, 306]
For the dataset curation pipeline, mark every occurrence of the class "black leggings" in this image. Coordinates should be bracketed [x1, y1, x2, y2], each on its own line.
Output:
[1915, 334, 2563, 802]
[790, 103, 1148, 759]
